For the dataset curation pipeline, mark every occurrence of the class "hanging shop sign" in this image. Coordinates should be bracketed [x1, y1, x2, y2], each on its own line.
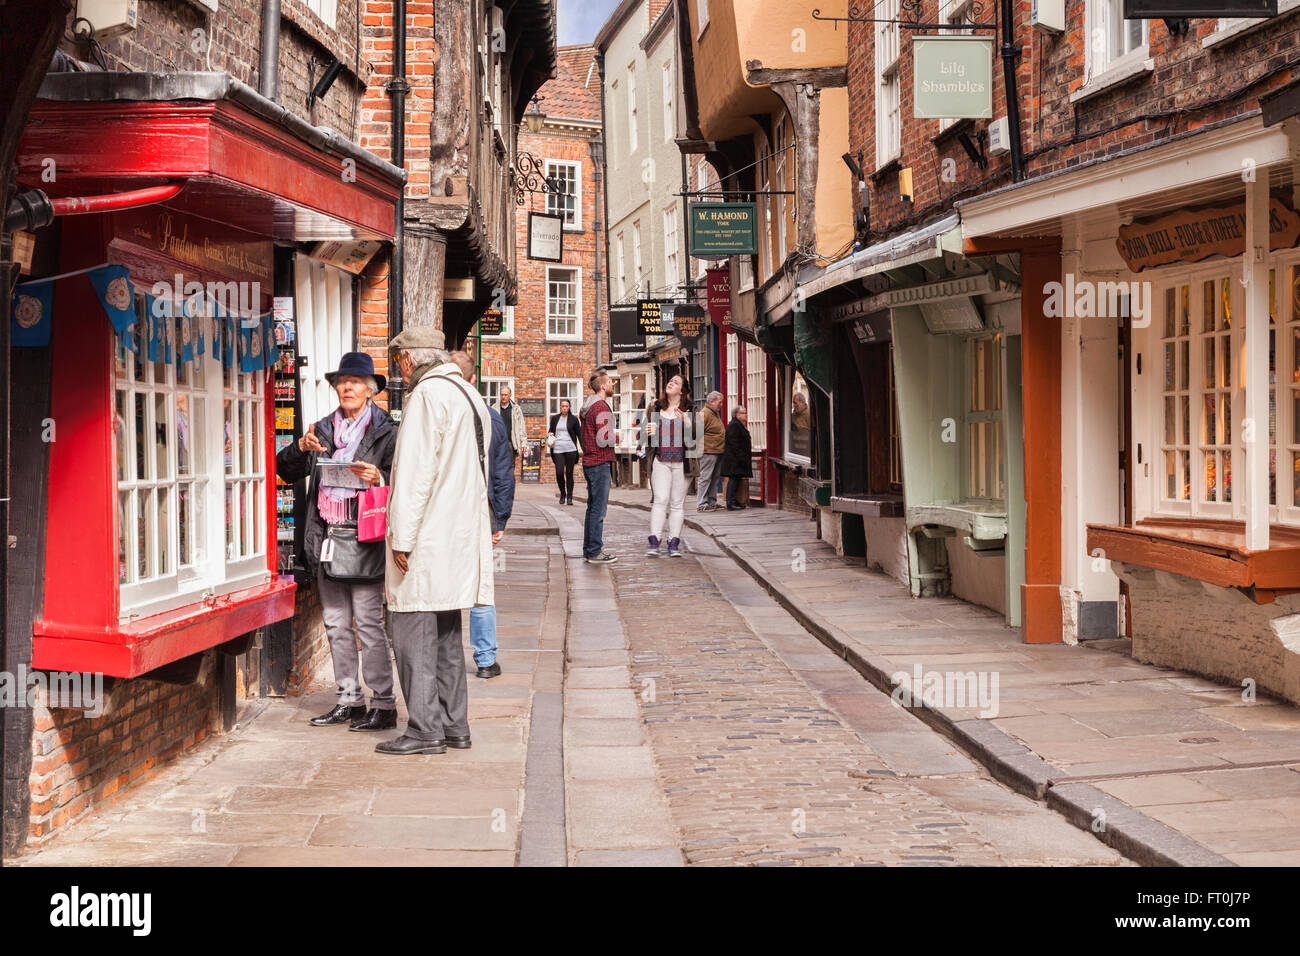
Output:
[527, 211, 564, 262]
[672, 303, 708, 346]
[610, 305, 645, 354]
[1115, 196, 1300, 272]
[310, 239, 383, 275]
[479, 309, 505, 336]
[913, 37, 993, 120]
[689, 203, 758, 257]
[1124, 0, 1275, 18]
[706, 267, 731, 329]
[638, 298, 668, 334]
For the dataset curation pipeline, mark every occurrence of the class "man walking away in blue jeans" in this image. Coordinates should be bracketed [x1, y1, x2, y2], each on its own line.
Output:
[579, 369, 617, 564]
[452, 352, 513, 678]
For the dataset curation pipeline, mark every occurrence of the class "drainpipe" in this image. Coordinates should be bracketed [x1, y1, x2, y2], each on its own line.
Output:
[259, 0, 281, 101]
[595, 53, 614, 319]
[1000, 0, 1024, 182]
[589, 136, 605, 367]
[388, 0, 409, 409]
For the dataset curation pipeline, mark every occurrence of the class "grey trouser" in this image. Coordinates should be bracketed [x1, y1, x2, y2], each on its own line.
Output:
[390, 610, 469, 742]
[697, 453, 721, 508]
[317, 569, 396, 710]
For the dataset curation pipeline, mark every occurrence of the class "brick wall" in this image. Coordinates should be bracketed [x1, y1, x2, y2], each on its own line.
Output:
[848, 5, 1300, 242]
[27, 654, 222, 846]
[480, 118, 601, 485]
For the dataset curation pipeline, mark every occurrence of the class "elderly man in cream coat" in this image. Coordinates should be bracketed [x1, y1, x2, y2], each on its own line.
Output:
[376, 326, 494, 756]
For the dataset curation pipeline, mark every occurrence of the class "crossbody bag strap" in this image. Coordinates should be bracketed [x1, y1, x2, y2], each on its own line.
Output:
[434, 376, 487, 487]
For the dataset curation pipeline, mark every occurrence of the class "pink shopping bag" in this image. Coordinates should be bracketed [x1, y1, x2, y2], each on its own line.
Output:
[357, 481, 389, 542]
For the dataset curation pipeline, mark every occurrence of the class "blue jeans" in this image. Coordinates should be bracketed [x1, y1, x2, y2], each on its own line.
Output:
[583, 462, 611, 558]
[469, 604, 497, 667]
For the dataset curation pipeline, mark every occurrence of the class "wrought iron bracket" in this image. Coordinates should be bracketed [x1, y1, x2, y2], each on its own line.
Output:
[510, 152, 565, 207]
[812, 3, 997, 31]
[957, 129, 988, 170]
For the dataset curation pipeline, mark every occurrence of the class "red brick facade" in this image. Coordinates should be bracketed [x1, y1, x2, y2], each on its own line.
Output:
[848, 7, 1300, 242]
[480, 45, 603, 486]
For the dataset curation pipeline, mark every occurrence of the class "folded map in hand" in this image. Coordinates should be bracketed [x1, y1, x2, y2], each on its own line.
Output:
[317, 459, 369, 489]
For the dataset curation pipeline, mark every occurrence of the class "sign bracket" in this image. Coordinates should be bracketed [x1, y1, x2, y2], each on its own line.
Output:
[812, 3, 997, 31]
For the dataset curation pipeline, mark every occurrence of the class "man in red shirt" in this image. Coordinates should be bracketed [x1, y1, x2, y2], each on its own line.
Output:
[579, 369, 618, 564]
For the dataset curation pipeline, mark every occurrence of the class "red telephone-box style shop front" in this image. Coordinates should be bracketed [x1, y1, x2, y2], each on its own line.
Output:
[17, 74, 403, 678]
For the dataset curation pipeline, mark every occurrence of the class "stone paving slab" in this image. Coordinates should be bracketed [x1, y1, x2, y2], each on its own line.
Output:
[587, 485, 1286, 865]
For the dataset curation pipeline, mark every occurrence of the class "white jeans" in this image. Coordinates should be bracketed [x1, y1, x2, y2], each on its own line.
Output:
[650, 458, 686, 541]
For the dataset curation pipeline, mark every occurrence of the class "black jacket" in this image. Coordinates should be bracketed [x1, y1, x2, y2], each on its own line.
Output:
[720, 418, 753, 477]
[547, 412, 583, 455]
[275, 403, 397, 575]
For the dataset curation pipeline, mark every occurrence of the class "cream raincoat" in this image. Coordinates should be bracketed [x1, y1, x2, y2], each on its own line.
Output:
[385, 363, 494, 611]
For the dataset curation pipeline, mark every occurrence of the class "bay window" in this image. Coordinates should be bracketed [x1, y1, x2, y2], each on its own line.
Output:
[115, 295, 266, 621]
[1145, 263, 1296, 523]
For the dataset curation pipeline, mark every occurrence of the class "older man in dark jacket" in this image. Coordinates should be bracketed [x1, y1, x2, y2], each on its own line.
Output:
[720, 405, 752, 511]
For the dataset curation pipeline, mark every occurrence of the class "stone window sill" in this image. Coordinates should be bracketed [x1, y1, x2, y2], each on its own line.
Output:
[1069, 54, 1155, 106]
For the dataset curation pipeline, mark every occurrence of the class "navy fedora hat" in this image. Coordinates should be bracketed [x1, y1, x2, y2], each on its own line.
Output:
[325, 351, 386, 394]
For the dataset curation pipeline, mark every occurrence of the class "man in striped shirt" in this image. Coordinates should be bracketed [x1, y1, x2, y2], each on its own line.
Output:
[579, 369, 618, 564]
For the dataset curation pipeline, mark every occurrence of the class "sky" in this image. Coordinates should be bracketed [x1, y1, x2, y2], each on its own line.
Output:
[557, 0, 624, 46]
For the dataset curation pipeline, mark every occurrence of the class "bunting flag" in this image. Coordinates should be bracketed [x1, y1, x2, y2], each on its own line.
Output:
[224, 313, 237, 369]
[187, 294, 206, 364]
[210, 302, 222, 360]
[261, 313, 276, 372]
[87, 264, 136, 333]
[145, 295, 163, 361]
[178, 304, 195, 366]
[10, 279, 54, 347]
[239, 315, 265, 372]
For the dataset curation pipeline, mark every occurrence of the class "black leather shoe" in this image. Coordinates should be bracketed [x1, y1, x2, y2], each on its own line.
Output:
[310, 704, 366, 726]
[727, 503, 744, 511]
[349, 708, 398, 732]
[445, 734, 472, 749]
[476, 661, 502, 679]
[375, 734, 447, 755]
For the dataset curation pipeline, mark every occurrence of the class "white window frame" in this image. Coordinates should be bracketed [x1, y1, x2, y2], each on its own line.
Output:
[546, 265, 583, 341]
[627, 62, 639, 154]
[664, 205, 680, 295]
[615, 369, 650, 452]
[783, 367, 812, 466]
[1085, 0, 1150, 83]
[1138, 256, 1299, 526]
[305, 0, 337, 30]
[745, 342, 767, 452]
[616, 232, 628, 302]
[481, 376, 516, 408]
[1208, 0, 1300, 47]
[544, 159, 582, 231]
[662, 58, 676, 143]
[546, 378, 584, 420]
[774, 118, 789, 264]
[632, 221, 643, 295]
[115, 295, 267, 622]
[964, 333, 1005, 502]
[875, 0, 902, 169]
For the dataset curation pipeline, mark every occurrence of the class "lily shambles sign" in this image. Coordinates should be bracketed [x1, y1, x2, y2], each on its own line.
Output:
[1116, 196, 1300, 272]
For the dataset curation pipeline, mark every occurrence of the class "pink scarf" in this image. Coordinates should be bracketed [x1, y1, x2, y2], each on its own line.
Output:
[318, 403, 373, 525]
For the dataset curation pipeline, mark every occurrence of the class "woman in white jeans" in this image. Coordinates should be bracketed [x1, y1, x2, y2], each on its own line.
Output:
[641, 374, 693, 557]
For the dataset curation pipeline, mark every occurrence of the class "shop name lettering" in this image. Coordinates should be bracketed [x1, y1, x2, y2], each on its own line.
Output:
[1118, 211, 1267, 260]
[151, 275, 263, 322]
[920, 61, 987, 94]
[130, 213, 272, 282]
[0, 666, 104, 717]
[699, 210, 751, 223]
[50, 886, 151, 937]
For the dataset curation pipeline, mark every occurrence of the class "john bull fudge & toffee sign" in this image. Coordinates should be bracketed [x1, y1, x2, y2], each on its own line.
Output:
[1116, 196, 1300, 272]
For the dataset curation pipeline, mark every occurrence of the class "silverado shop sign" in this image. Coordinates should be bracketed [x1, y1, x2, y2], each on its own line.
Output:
[1116, 196, 1300, 272]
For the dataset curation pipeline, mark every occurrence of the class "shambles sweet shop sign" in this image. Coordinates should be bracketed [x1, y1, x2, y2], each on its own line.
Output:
[1116, 197, 1300, 272]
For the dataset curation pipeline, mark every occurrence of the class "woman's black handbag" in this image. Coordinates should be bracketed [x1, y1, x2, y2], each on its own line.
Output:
[319, 524, 385, 583]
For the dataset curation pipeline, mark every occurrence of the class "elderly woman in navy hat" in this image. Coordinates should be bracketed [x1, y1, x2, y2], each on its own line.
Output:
[276, 351, 399, 732]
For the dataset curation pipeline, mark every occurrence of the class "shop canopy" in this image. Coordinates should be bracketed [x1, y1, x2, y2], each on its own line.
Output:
[17, 71, 406, 242]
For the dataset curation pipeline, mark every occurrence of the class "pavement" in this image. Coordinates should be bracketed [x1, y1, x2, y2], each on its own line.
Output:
[17, 479, 1297, 866]
[586, 483, 1300, 866]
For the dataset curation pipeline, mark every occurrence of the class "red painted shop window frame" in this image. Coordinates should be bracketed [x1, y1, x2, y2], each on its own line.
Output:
[31, 217, 292, 679]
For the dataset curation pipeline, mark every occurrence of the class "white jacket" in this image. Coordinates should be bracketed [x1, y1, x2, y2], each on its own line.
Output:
[385, 364, 494, 612]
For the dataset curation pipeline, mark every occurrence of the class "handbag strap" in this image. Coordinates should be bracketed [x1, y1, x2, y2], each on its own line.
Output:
[433, 375, 487, 488]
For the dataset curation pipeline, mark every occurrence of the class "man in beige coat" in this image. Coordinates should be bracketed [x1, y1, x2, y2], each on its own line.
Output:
[377, 326, 494, 756]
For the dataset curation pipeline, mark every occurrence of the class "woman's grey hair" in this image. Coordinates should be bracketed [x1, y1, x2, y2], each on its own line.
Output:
[363, 376, 379, 397]
[732, 404, 747, 417]
[402, 347, 451, 368]
[706, 390, 722, 404]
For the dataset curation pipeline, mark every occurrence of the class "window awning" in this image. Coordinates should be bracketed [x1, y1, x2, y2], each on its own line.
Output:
[17, 72, 406, 242]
